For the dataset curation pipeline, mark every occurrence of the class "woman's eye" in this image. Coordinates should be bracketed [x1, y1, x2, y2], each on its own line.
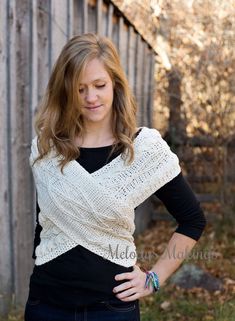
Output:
[79, 84, 105, 93]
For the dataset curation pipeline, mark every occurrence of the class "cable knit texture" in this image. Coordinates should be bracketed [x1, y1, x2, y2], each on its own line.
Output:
[29, 127, 181, 267]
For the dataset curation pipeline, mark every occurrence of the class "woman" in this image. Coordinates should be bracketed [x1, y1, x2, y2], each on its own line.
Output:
[24, 33, 206, 321]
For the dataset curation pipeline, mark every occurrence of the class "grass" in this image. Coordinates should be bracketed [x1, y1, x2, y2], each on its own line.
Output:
[137, 214, 235, 321]
[139, 288, 235, 321]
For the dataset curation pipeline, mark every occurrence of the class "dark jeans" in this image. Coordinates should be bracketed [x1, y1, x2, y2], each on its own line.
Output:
[24, 297, 141, 321]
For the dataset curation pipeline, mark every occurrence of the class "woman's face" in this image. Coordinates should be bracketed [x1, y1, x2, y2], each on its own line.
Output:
[78, 58, 114, 127]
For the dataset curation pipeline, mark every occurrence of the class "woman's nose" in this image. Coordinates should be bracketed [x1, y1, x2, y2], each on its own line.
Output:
[85, 89, 98, 103]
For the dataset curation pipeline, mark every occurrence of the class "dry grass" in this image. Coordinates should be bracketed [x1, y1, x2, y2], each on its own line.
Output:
[137, 215, 235, 321]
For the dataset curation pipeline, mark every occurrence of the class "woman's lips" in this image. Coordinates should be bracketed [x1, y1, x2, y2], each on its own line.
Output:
[85, 104, 102, 110]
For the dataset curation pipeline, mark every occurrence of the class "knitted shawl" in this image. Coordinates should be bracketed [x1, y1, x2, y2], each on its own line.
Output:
[29, 127, 181, 267]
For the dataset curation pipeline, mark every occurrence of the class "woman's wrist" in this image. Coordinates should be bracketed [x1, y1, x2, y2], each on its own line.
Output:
[140, 266, 161, 293]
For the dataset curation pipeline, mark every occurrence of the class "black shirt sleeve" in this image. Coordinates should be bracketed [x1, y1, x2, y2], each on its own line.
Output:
[154, 172, 207, 241]
[32, 198, 42, 259]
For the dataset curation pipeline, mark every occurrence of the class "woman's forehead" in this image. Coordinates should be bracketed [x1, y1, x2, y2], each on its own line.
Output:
[79, 77, 108, 85]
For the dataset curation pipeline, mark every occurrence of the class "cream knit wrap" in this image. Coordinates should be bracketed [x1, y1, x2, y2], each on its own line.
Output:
[29, 127, 181, 267]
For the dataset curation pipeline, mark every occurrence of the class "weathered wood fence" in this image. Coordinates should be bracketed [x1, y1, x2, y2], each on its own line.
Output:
[0, 0, 156, 316]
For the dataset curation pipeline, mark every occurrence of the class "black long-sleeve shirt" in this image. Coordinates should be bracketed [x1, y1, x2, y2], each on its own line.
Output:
[27, 128, 206, 308]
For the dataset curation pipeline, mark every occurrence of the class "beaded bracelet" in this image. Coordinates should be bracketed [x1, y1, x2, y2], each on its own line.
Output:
[140, 266, 160, 293]
[145, 271, 160, 292]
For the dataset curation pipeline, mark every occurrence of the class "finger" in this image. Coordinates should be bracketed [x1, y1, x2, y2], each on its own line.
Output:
[118, 293, 139, 302]
[116, 287, 136, 299]
[113, 280, 133, 294]
[115, 272, 134, 281]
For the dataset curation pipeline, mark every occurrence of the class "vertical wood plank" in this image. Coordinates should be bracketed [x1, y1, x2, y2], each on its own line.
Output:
[88, 0, 96, 33]
[73, 0, 82, 35]
[117, 15, 123, 50]
[112, 13, 118, 48]
[96, 0, 102, 35]
[147, 52, 155, 127]
[83, 0, 88, 33]
[10, 0, 35, 306]
[30, 0, 38, 140]
[127, 26, 137, 93]
[107, 2, 113, 38]
[5, 0, 17, 311]
[29, 0, 38, 242]
[37, 0, 50, 101]
[50, 0, 68, 67]
[0, 0, 13, 316]
[67, 0, 74, 39]
[134, 34, 143, 125]
[142, 43, 149, 126]
[117, 16, 128, 73]
[102, 1, 108, 36]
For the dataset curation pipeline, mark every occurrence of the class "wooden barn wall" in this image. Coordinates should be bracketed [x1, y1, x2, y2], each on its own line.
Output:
[0, 0, 156, 316]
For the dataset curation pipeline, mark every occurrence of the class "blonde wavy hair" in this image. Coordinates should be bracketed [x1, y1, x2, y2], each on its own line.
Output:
[33, 33, 138, 173]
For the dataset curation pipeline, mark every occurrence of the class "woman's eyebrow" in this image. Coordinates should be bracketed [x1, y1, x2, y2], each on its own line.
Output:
[79, 77, 107, 85]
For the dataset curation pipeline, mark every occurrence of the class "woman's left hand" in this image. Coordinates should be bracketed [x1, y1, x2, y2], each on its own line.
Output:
[113, 264, 154, 301]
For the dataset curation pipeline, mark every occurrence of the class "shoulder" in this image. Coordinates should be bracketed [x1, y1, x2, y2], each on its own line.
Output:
[138, 126, 163, 142]
[137, 127, 178, 158]
[30, 135, 39, 151]
[31, 135, 38, 144]
[29, 135, 39, 162]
